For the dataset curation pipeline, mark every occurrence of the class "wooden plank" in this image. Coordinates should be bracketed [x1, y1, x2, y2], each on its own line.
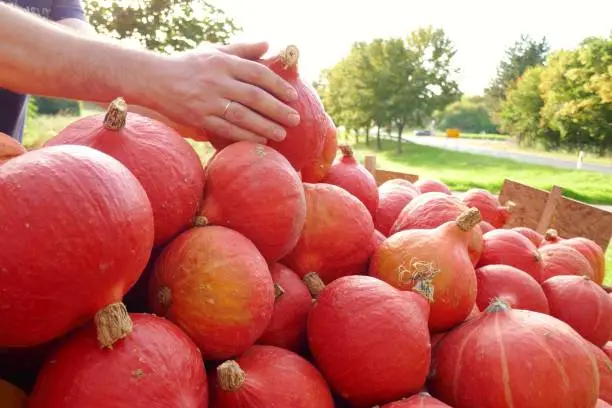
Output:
[549, 196, 612, 251]
[498, 179, 550, 229]
[364, 155, 376, 176]
[536, 185, 563, 234]
[374, 169, 419, 185]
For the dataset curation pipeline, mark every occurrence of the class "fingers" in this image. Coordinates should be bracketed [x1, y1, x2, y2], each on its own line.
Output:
[202, 115, 268, 144]
[221, 100, 287, 142]
[216, 41, 269, 60]
[226, 81, 301, 130]
[230, 58, 299, 104]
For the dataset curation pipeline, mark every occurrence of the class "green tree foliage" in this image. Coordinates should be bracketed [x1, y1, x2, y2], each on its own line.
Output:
[485, 35, 550, 121]
[317, 26, 461, 152]
[435, 96, 497, 134]
[85, 0, 241, 53]
[33, 97, 82, 116]
[500, 35, 612, 155]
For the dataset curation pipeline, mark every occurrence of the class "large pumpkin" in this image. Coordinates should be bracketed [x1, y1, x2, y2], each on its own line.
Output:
[198, 141, 306, 262]
[429, 299, 599, 408]
[0, 131, 26, 164]
[374, 179, 421, 236]
[210, 345, 334, 407]
[46, 98, 205, 247]
[586, 341, 612, 404]
[308, 275, 432, 407]
[541, 275, 612, 347]
[282, 183, 375, 284]
[206, 45, 327, 172]
[539, 243, 596, 281]
[0, 145, 154, 347]
[371, 208, 481, 332]
[461, 188, 514, 228]
[28, 313, 208, 408]
[380, 393, 451, 407]
[301, 114, 338, 183]
[149, 225, 274, 360]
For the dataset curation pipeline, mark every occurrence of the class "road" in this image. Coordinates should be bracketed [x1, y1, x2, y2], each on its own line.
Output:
[403, 136, 612, 175]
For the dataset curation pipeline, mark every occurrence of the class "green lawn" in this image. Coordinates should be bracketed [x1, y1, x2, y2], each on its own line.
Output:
[350, 139, 612, 205]
[454, 132, 510, 141]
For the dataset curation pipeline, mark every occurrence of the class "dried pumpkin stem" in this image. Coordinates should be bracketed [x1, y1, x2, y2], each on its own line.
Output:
[456, 208, 482, 232]
[280, 45, 299, 69]
[274, 283, 285, 300]
[545, 228, 559, 241]
[217, 360, 246, 392]
[103, 97, 128, 130]
[193, 215, 208, 227]
[95, 302, 133, 349]
[303, 272, 326, 299]
[397, 259, 439, 302]
[338, 144, 354, 157]
[505, 200, 516, 213]
[485, 297, 511, 313]
[157, 286, 172, 309]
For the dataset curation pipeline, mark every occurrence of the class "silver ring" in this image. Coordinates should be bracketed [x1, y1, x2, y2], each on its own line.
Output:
[222, 101, 233, 119]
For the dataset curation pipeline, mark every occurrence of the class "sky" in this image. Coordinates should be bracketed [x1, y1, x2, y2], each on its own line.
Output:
[215, 0, 612, 95]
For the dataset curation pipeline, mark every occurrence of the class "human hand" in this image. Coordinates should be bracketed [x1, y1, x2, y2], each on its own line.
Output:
[145, 41, 301, 144]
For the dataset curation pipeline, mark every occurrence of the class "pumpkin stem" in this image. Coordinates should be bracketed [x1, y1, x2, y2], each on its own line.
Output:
[193, 215, 209, 227]
[544, 228, 559, 241]
[274, 283, 285, 300]
[280, 45, 299, 69]
[533, 250, 542, 262]
[338, 144, 354, 157]
[456, 208, 482, 232]
[485, 297, 511, 313]
[303, 272, 325, 299]
[103, 97, 128, 131]
[505, 200, 516, 213]
[217, 360, 246, 392]
[157, 286, 172, 309]
[95, 302, 133, 349]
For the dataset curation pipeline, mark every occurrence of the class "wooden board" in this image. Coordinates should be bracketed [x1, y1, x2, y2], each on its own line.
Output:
[498, 179, 550, 230]
[550, 197, 612, 251]
[363, 155, 419, 186]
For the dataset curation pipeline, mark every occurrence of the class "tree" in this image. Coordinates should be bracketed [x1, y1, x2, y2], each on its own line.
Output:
[85, 0, 241, 53]
[485, 34, 550, 120]
[436, 96, 497, 134]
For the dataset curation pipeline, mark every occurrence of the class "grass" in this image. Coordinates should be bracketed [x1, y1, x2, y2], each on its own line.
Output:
[451, 132, 510, 141]
[350, 138, 612, 205]
[22, 114, 612, 283]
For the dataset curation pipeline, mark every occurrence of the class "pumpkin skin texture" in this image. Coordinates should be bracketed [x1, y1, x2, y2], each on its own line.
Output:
[475, 264, 549, 313]
[0, 131, 26, 164]
[511, 227, 544, 248]
[371, 209, 481, 332]
[0, 145, 154, 347]
[282, 183, 375, 284]
[149, 225, 274, 360]
[391, 192, 483, 266]
[46, 98, 204, 247]
[414, 179, 451, 195]
[0, 379, 26, 408]
[381, 393, 451, 407]
[477, 229, 545, 282]
[479, 220, 495, 234]
[321, 145, 379, 217]
[429, 300, 599, 408]
[307, 275, 431, 408]
[256, 263, 312, 353]
[210, 345, 334, 408]
[198, 141, 306, 262]
[461, 188, 514, 228]
[206, 46, 327, 172]
[301, 114, 338, 183]
[586, 341, 612, 404]
[541, 275, 612, 347]
[559, 237, 606, 284]
[539, 243, 596, 281]
[374, 179, 421, 236]
[28, 313, 208, 408]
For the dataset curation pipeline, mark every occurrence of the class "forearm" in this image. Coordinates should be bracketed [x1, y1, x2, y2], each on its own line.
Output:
[0, 3, 163, 109]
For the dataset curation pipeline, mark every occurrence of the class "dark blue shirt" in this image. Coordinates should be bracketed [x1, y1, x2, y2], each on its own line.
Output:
[0, 0, 86, 142]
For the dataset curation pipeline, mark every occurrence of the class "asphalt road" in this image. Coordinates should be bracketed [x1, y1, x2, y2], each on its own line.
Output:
[404, 136, 612, 175]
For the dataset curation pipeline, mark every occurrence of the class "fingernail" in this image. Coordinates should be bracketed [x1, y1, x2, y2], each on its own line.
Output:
[287, 112, 300, 126]
[287, 87, 298, 101]
[273, 127, 286, 141]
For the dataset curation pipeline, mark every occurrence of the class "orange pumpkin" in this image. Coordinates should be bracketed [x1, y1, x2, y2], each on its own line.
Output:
[0, 132, 26, 164]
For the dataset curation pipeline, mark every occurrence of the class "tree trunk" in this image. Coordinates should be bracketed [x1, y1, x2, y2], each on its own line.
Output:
[376, 126, 382, 150]
[354, 129, 360, 144]
[365, 127, 370, 146]
[396, 123, 405, 154]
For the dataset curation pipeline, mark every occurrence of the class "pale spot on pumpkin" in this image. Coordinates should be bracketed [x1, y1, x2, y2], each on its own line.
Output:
[99, 262, 112, 273]
[206, 298, 215, 305]
[132, 369, 144, 378]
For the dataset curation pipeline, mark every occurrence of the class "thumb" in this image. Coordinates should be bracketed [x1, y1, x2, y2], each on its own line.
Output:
[216, 41, 269, 60]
